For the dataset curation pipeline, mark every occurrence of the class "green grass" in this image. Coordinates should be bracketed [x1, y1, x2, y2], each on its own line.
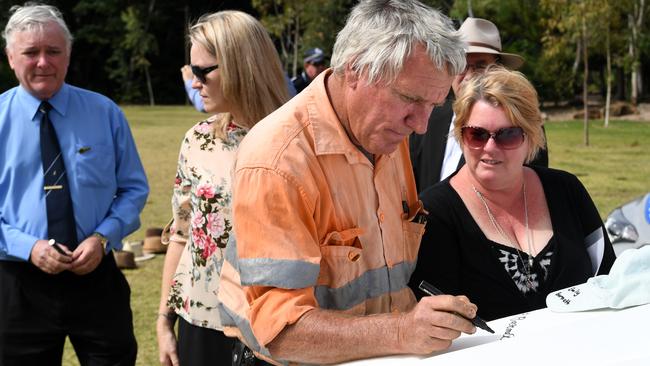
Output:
[544, 119, 650, 216]
[61, 108, 650, 365]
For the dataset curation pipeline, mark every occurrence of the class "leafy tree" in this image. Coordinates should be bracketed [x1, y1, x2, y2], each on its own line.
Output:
[71, 0, 127, 96]
[252, 0, 352, 77]
[125, 2, 157, 105]
[253, 0, 455, 78]
[450, 0, 574, 103]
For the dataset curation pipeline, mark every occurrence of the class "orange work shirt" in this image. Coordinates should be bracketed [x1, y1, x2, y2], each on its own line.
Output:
[218, 70, 425, 361]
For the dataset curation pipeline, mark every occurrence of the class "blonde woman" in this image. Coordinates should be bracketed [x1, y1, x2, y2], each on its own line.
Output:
[156, 11, 289, 366]
[409, 67, 616, 321]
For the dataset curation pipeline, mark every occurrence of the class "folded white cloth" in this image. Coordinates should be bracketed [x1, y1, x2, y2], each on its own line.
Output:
[546, 246, 650, 312]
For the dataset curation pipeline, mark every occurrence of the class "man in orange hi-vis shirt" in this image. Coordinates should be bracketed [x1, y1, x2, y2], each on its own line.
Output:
[218, 1, 479, 364]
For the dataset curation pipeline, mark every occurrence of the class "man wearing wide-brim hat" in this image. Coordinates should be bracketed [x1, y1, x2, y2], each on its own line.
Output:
[409, 17, 548, 193]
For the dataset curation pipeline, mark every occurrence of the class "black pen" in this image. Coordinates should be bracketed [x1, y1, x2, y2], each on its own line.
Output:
[419, 280, 495, 334]
[48, 239, 70, 256]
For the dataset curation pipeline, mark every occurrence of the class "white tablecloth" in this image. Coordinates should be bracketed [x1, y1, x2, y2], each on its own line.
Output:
[340, 303, 650, 365]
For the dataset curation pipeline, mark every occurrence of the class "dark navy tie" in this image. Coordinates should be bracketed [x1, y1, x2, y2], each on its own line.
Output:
[40, 101, 78, 249]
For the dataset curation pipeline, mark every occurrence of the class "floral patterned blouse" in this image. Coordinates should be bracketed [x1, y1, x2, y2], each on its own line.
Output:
[163, 116, 246, 330]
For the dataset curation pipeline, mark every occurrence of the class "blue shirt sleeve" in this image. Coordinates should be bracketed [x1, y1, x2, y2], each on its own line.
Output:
[92, 105, 149, 251]
[184, 79, 205, 113]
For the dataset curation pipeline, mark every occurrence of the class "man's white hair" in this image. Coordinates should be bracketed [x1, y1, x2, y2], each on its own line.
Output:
[330, 0, 466, 85]
[3, 3, 73, 53]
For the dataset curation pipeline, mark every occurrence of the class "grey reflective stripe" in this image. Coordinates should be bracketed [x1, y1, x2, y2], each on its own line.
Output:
[239, 258, 320, 288]
[224, 234, 320, 289]
[217, 303, 276, 360]
[585, 227, 605, 275]
[224, 235, 239, 271]
[314, 261, 416, 310]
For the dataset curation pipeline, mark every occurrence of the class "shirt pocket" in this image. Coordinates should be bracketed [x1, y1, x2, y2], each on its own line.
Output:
[403, 220, 426, 263]
[75, 143, 115, 187]
[320, 227, 364, 266]
[317, 227, 366, 313]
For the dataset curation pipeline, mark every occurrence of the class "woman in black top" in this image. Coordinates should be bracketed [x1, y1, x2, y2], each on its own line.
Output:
[409, 67, 616, 321]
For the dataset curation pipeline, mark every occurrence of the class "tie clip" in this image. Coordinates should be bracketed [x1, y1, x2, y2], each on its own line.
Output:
[44, 185, 63, 191]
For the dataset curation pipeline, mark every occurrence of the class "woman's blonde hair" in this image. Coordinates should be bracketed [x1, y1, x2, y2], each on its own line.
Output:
[189, 11, 289, 139]
[453, 66, 545, 163]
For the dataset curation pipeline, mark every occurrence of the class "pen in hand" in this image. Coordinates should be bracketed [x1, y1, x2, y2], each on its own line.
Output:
[419, 280, 495, 334]
[48, 239, 70, 257]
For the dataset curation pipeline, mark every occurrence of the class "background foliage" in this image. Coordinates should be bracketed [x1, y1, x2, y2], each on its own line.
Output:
[1, 0, 649, 105]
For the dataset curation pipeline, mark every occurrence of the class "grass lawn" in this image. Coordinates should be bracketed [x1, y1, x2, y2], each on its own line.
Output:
[62, 107, 650, 365]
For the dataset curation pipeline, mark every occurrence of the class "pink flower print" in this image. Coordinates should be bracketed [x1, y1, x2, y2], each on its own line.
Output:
[183, 297, 189, 312]
[192, 227, 207, 249]
[174, 176, 181, 187]
[192, 211, 205, 229]
[194, 122, 212, 135]
[206, 213, 226, 238]
[201, 235, 217, 260]
[196, 184, 215, 199]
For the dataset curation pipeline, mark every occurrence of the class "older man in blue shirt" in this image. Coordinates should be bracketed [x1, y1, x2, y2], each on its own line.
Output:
[0, 4, 148, 365]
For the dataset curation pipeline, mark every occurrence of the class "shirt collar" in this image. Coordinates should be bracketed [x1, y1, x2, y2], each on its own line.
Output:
[47, 83, 70, 117]
[303, 70, 373, 166]
[17, 83, 70, 121]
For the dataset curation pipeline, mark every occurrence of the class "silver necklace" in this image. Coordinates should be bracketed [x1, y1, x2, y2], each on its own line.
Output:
[472, 181, 535, 287]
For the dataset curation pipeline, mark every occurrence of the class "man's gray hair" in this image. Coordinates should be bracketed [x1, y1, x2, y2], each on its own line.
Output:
[330, 0, 466, 85]
[3, 3, 73, 51]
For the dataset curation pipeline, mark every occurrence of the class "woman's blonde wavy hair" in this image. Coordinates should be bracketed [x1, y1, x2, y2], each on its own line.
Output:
[189, 11, 289, 139]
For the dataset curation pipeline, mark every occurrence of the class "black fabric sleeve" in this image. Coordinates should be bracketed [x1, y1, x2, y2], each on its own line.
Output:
[566, 173, 617, 275]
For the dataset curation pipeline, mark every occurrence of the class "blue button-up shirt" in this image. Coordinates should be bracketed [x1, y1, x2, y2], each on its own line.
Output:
[0, 84, 149, 261]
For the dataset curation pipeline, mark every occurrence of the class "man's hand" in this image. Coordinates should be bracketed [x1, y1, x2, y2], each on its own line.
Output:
[70, 235, 105, 275]
[397, 294, 477, 355]
[29, 239, 73, 274]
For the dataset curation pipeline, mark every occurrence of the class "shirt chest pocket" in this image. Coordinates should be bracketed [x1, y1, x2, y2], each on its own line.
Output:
[75, 143, 115, 187]
[403, 220, 425, 262]
[317, 227, 367, 313]
[318, 228, 365, 284]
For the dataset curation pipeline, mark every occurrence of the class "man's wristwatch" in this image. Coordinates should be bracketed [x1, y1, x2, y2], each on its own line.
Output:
[92, 232, 109, 253]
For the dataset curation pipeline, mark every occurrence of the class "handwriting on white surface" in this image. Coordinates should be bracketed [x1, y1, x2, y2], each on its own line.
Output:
[500, 312, 530, 340]
[554, 286, 582, 305]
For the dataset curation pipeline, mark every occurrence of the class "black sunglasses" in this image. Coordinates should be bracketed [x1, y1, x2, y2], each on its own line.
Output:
[461, 126, 526, 150]
[191, 64, 219, 83]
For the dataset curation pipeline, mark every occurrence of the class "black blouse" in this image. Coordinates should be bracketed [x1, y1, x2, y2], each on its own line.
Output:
[408, 166, 616, 321]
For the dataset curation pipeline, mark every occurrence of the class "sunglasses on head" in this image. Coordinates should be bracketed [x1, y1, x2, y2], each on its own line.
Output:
[461, 126, 526, 150]
[191, 64, 219, 83]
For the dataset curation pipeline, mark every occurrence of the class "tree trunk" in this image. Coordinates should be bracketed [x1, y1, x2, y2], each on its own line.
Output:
[271, 1, 290, 73]
[629, 14, 638, 105]
[145, 66, 155, 106]
[293, 14, 300, 78]
[628, 0, 646, 105]
[573, 35, 581, 74]
[604, 22, 612, 128]
[467, 0, 474, 17]
[183, 4, 190, 106]
[582, 15, 589, 146]
[145, 0, 156, 106]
